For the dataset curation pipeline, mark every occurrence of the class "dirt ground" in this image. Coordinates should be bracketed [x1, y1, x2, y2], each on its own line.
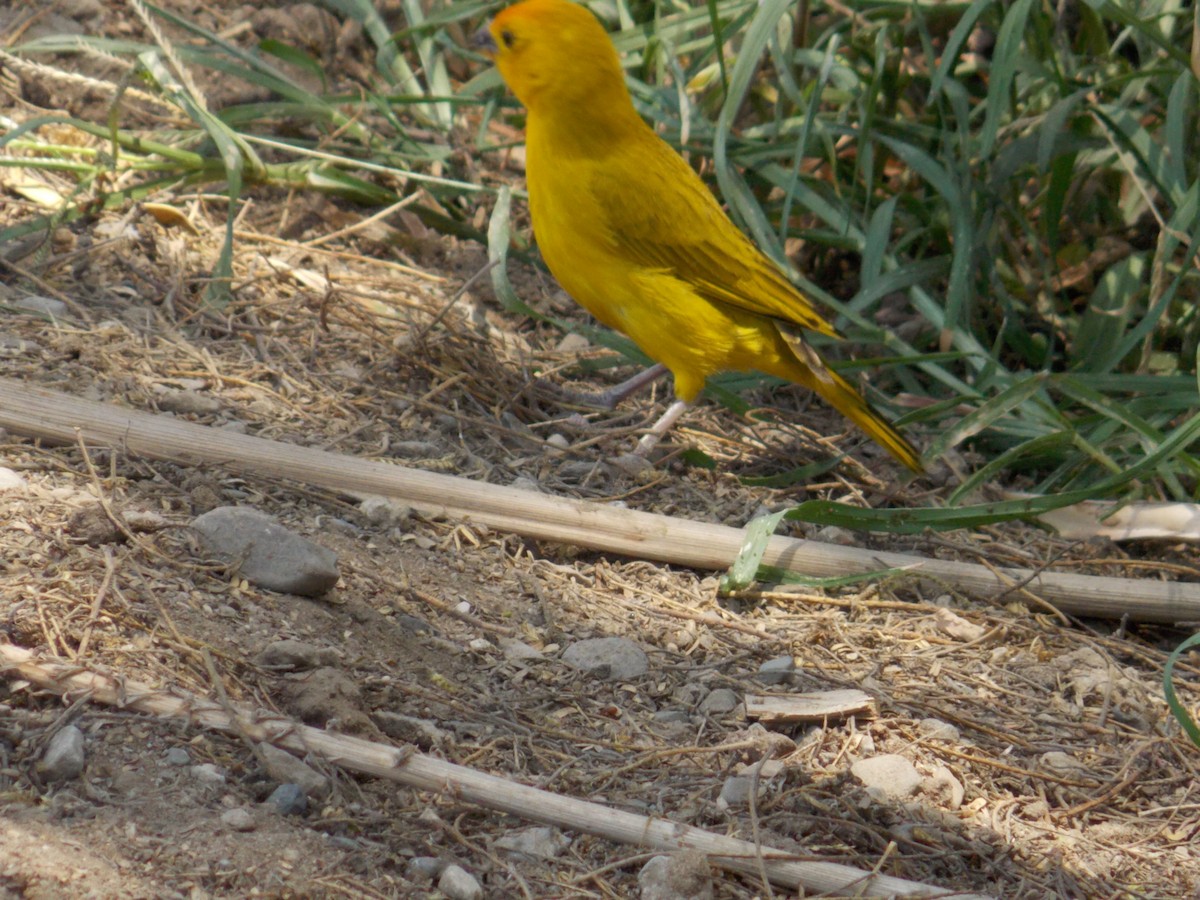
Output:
[2, 2, 1200, 898]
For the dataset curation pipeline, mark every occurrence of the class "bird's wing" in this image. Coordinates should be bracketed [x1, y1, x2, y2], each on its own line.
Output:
[589, 143, 841, 339]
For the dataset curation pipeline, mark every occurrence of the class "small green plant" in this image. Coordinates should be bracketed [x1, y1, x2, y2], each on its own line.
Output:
[1164, 632, 1200, 748]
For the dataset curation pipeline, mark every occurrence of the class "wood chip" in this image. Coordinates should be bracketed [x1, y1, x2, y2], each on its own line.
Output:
[745, 690, 877, 725]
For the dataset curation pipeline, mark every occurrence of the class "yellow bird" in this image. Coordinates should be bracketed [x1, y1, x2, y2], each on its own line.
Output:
[482, 0, 922, 472]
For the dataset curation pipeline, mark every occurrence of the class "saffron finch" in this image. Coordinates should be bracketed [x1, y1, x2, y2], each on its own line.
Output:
[483, 0, 922, 472]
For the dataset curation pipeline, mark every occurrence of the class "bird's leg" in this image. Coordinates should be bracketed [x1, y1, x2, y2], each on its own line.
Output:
[560, 362, 669, 409]
[634, 398, 689, 456]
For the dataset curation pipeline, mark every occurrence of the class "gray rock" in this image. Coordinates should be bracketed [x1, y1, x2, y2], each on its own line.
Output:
[757, 656, 795, 685]
[717, 775, 754, 808]
[923, 765, 965, 810]
[562, 637, 648, 680]
[266, 783, 308, 816]
[259, 743, 329, 798]
[638, 851, 713, 900]
[373, 711, 448, 749]
[0, 334, 39, 357]
[15, 295, 69, 318]
[406, 856, 444, 882]
[851, 754, 922, 799]
[359, 496, 411, 526]
[258, 639, 325, 671]
[164, 747, 191, 766]
[438, 864, 482, 900]
[191, 506, 339, 597]
[917, 718, 960, 741]
[498, 638, 543, 661]
[0, 467, 27, 492]
[220, 808, 256, 831]
[673, 683, 707, 706]
[42, 725, 85, 781]
[190, 763, 226, 785]
[495, 826, 569, 861]
[698, 689, 740, 715]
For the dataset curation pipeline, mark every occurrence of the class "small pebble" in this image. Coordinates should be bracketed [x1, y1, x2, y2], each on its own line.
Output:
[850, 755, 921, 799]
[438, 864, 482, 900]
[258, 639, 324, 671]
[220, 808, 256, 832]
[757, 656, 795, 685]
[164, 747, 191, 766]
[0, 467, 27, 492]
[698, 689, 740, 715]
[638, 850, 714, 900]
[544, 433, 570, 450]
[923, 765, 965, 810]
[15, 295, 69, 318]
[359, 496, 411, 526]
[191, 506, 339, 597]
[717, 775, 754, 808]
[42, 725, 85, 781]
[259, 743, 329, 799]
[495, 826, 569, 861]
[498, 638, 543, 661]
[190, 763, 226, 785]
[406, 856, 444, 882]
[266, 783, 308, 816]
[917, 718, 960, 741]
[562, 637, 648, 681]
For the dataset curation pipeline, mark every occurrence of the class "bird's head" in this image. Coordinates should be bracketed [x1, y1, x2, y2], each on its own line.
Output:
[479, 0, 627, 112]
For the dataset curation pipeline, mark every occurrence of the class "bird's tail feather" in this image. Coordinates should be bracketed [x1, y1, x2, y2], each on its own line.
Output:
[776, 327, 923, 473]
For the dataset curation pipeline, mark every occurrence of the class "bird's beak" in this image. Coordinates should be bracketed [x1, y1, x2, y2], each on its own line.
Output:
[473, 25, 498, 57]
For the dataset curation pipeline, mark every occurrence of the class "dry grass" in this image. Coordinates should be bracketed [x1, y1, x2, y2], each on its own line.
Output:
[2, 5, 1199, 897]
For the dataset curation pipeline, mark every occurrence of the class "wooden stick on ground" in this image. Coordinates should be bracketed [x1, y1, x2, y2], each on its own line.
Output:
[0, 642, 986, 899]
[0, 377, 1196, 623]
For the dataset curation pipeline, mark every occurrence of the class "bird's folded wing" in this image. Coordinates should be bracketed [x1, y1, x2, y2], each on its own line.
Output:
[590, 150, 841, 339]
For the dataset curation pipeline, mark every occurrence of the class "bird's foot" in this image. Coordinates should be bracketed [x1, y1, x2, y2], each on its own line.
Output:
[632, 398, 689, 457]
[555, 363, 669, 410]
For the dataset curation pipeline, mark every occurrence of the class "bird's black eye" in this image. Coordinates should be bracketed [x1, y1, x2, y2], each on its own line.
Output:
[500, 29, 515, 48]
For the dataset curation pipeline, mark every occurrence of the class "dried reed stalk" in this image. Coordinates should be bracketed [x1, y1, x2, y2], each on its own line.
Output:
[0, 377, 1195, 623]
[0, 643, 985, 898]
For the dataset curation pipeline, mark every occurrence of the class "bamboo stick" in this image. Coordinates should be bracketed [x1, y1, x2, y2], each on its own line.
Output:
[0, 377, 1196, 623]
[0, 643, 985, 898]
